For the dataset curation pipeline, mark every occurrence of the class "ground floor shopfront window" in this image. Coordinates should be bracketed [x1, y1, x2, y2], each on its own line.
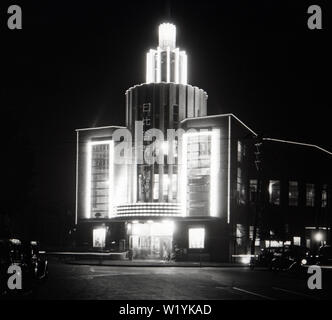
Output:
[188, 227, 205, 249]
[93, 227, 106, 248]
[127, 221, 174, 259]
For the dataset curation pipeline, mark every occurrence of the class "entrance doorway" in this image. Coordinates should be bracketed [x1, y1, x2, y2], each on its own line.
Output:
[128, 221, 174, 259]
[93, 227, 106, 248]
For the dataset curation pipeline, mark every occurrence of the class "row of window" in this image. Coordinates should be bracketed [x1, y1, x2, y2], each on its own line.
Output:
[236, 140, 329, 208]
[249, 179, 329, 207]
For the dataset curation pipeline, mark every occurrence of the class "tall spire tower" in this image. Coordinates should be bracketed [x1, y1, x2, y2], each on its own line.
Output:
[146, 23, 187, 84]
[125, 22, 208, 204]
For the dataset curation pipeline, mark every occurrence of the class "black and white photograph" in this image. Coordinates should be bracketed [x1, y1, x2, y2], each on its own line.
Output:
[1, 0, 331, 312]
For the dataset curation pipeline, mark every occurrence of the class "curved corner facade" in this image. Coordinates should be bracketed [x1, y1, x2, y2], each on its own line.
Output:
[126, 83, 207, 131]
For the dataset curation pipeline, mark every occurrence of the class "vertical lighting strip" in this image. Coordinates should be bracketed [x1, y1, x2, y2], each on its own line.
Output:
[227, 116, 231, 224]
[146, 49, 156, 83]
[108, 140, 114, 218]
[85, 142, 92, 219]
[210, 129, 220, 217]
[152, 49, 157, 83]
[181, 133, 188, 217]
[85, 140, 114, 219]
[157, 47, 161, 82]
[133, 152, 137, 203]
[146, 51, 151, 83]
[166, 46, 170, 82]
[179, 51, 188, 85]
[75, 131, 79, 225]
[175, 48, 179, 84]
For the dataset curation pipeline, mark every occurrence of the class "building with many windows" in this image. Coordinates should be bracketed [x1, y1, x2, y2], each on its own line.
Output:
[75, 23, 331, 262]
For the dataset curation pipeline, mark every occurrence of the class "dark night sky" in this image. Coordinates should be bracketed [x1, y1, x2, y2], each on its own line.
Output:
[1, 0, 331, 214]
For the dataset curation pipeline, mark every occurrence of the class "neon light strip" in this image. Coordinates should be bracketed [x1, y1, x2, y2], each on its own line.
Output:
[75, 131, 79, 225]
[166, 46, 170, 82]
[180, 51, 187, 85]
[117, 205, 181, 208]
[227, 116, 231, 224]
[263, 138, 332, 156]
[117, 202, 180, 206]
[175, 48, 179, 83]
[181, 133, 188, 217]
[86, 143, 92, 218]
[180, 113, 257, 137]
[117, 210, 180, 213]
[76, 125, 125, 132]
[210, 129, 220, 217]
[114, 213, 182, 218]
[157, 47, 161, 82]
[146, 52, 151, 83]
[109, 141, 114, 218]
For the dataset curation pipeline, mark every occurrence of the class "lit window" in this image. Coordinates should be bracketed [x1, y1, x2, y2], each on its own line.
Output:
[306, 183, 315, 207]
[172, 174, 177, 200]
[153, 174, 159, 200]
[269, 180, 280, 205]
[93, 228, 106, 248]
[185, 134, 211, 216]
[237, 141, 242, 162]
[293, 237, 301, 246]
[249, 179, 258, 203]
[321, 184, 328, 208]
[249, 226, 260, 246]
[163, 174, 169, 198]
[289, 181, 299, 206]
[89, 142, 113, 219]
[236, 224, 245, 246]
[188, 228, 205, 249]
[236, 167, 246, 205]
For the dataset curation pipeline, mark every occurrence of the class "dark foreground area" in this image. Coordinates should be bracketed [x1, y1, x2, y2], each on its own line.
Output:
[3, 260, 330, 300]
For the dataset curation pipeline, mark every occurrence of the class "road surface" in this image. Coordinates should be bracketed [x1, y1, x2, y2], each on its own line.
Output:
[11, 261, 332, 300]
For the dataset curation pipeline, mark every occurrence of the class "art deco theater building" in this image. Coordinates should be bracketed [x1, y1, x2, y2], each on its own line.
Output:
[75, 23, 331, 262]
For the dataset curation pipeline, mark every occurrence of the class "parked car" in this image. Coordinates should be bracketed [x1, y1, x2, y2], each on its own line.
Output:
[0, 239, 26, 295]
[0, 239, 48, 296]
[316, 245, 332, 266]
[270, 245, 311, 272]
[250, 247, 279, 269]
[22, 241, 48, 280]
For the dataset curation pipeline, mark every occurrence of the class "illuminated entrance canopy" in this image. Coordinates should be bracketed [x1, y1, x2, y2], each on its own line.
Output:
[128, 220, 174, 259]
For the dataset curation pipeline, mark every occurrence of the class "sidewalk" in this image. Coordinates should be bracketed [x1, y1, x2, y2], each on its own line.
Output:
[66, 258, 244, 268]
[46, 252, 246, 267]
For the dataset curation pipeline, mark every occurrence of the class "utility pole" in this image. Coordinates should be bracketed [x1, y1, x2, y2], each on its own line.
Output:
[251, 135, 263, 257]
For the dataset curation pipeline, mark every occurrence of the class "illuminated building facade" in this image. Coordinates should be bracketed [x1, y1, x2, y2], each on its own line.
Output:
[75, 23, 331, 261]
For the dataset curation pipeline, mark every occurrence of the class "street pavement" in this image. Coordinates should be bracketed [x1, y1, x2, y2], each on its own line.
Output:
[16, 261, 332, 300]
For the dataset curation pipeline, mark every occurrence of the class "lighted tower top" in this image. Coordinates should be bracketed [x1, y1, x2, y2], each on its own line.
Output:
[146, 23, 187, 85]
[159, 23, 176, 50]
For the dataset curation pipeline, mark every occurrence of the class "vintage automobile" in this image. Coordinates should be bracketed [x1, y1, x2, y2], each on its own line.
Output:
[270, 245, 311, 272]
[250, 247, 280, 269]
[22, 241, 48, 281]
[316, 245, 332, 266]
[0, 239, 48, 296]
[0, 239, 26, 295]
